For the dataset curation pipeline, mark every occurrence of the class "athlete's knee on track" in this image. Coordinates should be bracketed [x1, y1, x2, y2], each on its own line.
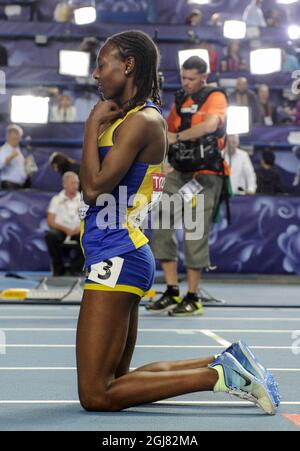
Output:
[78, 382, 122, 412]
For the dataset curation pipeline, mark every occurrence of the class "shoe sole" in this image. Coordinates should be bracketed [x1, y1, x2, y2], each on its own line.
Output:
[224, 353, 276, 416]
[250, 380, 276, 415]
[169, 310, 204, 317]
[146, 304, 178, 314]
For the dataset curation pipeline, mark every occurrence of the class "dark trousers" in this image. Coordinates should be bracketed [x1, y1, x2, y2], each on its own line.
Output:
[1, 181, 22, 190]
[45, 229, 84, 276]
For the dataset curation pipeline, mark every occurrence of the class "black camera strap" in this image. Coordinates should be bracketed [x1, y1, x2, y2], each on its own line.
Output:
[175, 86, 228, 137]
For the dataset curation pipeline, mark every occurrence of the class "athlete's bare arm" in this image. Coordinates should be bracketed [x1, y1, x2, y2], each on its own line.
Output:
[80, 101, 166, 204]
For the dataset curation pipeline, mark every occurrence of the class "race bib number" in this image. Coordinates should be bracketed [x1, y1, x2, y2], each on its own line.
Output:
[178, 179, 204, 203]
[88, 257, 124, 288]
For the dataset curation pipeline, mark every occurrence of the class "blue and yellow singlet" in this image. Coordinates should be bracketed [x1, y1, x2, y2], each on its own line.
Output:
[80, 101, 165, 268]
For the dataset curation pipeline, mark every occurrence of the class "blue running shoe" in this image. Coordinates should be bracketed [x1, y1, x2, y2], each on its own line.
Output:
[209, 352, 277, 415]
[222, 341, 281, 407]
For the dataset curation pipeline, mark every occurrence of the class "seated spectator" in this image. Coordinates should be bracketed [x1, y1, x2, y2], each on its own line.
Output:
[210, 12, 223, 27]
[282, 49, 300, 73]
[224, 135, 257, 195]
[45, 172, 84, 276]
[50, 94, 77, 122]
[277, 99, 296, 125]
[256, 150, 283, 195]
[296, 98, 300, 126]
[49, 152, 80, 177]
[220, 41, 248, 73]
[197, 41, 218, 72]
[229, 77, 262, 125]
[53, 1, 73, 23]
[243, 0, 266, 27]
[186, 9, 203, 27]
[292, 146, 300, 187]
[257, 84, 277, 126]
[79, 37, 99, 69]
[73, 91, 99, 122]
[0, 43, 8, 66]
[0, 124, 27, 189]
[265, 8, 286, 27]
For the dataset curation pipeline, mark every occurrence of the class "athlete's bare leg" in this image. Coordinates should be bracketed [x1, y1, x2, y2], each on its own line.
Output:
[76, 291, 218, 412]
[115, 301, 214, 377]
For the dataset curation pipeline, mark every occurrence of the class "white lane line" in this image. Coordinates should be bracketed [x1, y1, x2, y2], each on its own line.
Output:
[0, 367, 299, 372]
[0, 400, 298, 406]
[1, 328, 300, 333]
[200, 330, 231, 347]
[0, 344, 299, 350]
[0, 307, 80, 310]
[1, 328, 76, 331]
[0, 316, 78, 320]
[0, 367, 76, 370]
[1, 316, 300, 321]
[0, 305, 299, 311]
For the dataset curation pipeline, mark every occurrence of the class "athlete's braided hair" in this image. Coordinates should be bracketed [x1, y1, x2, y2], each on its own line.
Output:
[107, 30, 162, 108]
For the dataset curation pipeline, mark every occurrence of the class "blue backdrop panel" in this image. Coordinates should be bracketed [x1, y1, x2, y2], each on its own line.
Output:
[0, 191, 300, 274]
[0, 190, 52, 271]
[209, 196, 300, 275]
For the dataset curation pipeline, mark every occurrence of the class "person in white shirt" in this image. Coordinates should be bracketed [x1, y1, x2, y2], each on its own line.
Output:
[50, 94, 77, 123]
[225, 135, 257, 195]
[45, 171, 84, 276]
[0, 124, 27, 189]
[243, 0, 267, 27]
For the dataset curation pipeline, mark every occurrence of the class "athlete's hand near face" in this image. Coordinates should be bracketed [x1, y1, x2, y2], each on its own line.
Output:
[86, 100, 123, 133]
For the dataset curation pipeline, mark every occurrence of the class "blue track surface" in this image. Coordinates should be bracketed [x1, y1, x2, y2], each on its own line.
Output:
[0, 297, 300, 431]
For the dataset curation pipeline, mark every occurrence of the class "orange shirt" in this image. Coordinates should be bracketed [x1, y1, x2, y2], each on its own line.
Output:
[167, 91, 228, 150]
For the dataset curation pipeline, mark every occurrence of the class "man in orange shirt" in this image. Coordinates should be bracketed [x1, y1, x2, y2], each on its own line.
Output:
[148, 56, 228, 317]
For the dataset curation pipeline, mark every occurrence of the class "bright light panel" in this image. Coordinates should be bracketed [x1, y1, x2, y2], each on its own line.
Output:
[11, 95, 49, 124]
[223, 20, 246, 39]
[277, 0, 298, 4]
[188, 0, 211, 4]
[59, 50, 91, 77]
[250, 48, 282, 74]
[227, 106, 250, 135]
[74, 6, 96, 25]
[178, 49, 210, 73]
[288, 25, 300, 40]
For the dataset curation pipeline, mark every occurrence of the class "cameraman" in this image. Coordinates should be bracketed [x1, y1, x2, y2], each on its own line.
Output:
[149, 56, 228, 317]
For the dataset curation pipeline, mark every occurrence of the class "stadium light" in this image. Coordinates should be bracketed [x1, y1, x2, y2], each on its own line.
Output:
[250, 48, 282, 74]
[288, 25, 300, 40]
[187, 0, 211, 4]
[59, 50, 91, 77]
[178, 49, 210, 73]
[223, 20, 247, 39]
[11, 95, 49, 124]
[74, 6, 96, 24]
[277, 0, 298, 4]
[227, 106, 250, 135]
[73, 1, 96, 25]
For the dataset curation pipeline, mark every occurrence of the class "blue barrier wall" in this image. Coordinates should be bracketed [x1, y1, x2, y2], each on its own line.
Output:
[0, 190, 300, 275]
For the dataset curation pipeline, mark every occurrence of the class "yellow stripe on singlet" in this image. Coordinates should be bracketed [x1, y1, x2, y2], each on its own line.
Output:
[98, 103, 147, 148]
[84, 283, 145, 297]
